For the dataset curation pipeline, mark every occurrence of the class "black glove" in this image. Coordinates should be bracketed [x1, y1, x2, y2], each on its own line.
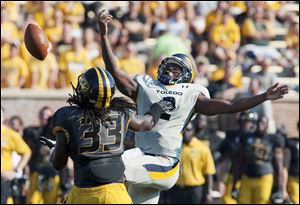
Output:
[146, 100, 175, 124]
[40, 136, 56, 149]
[231, 187, 239, 200]
[156, 100, 175, 112]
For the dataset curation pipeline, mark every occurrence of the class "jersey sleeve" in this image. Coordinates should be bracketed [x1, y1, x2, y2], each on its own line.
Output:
[12, 131, 31, 156]
[192, 84, 210, 99]
[134, 74, 150, 87]
[52, 107, 71, 143]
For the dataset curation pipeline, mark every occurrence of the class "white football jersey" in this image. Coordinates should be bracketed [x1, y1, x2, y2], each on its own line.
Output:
[134, 75, 210, 159]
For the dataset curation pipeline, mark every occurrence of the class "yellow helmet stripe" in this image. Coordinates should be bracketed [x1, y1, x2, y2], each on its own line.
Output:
[100, 68, 112, 108]
[190, 68, 195, 83]
[186, 57, 195, 82]
[94, 67, 104, 109]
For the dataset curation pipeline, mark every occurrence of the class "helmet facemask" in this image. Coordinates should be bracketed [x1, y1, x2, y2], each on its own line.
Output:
[158, 56, 193, 85]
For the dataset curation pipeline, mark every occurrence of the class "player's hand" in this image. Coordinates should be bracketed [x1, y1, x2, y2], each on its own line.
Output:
[40, 136, 56, 149]
[266, 83, 289, 100]
[97, 10, 113, 37]
[157, 100, 175, 113]
[231, 187, 239, 200]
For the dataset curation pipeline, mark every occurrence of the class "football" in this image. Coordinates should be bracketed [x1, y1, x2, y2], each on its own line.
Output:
[24, 23, 49, 61]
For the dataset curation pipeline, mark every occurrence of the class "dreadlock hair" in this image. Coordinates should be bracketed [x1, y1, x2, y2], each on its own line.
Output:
[67, 82, 136, 127]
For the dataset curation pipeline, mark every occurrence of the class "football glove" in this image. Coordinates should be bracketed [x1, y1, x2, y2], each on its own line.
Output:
[40, 136, 56, 149]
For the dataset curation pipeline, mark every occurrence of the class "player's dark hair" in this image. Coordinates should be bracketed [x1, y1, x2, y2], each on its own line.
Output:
[67, 83, 136, 127]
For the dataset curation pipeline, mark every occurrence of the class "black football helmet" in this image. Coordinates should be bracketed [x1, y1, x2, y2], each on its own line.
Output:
[157, 53, 195, 85]
[75, 66, 115, 109]
[239, 110, 259, 123]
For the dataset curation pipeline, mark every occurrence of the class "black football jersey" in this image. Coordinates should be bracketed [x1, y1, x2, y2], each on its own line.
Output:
[52, 106, 133, 187]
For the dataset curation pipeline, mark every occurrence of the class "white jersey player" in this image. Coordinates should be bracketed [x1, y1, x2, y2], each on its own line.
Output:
[98, 10, 289, 204]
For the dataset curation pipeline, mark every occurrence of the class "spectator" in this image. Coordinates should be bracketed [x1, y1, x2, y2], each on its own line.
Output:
[8, 115, 24, 136]
[1, 107, 31, 204]
[250, 57, 277, 91]
[23, 106, 59, 204]
[235, 77, 276, 134]
[33, 2, 55, 29]
[193, 56, 210, 87]
[28, 43, 59, 89]
[209, 11, 240, 63]
[56, 22, 74, 56]
[57, 2, 84, 34]
[120, 2, 150, 42]
[165, 122, 216, 204]
[241, 6, 275, 45]
[44, 9, 64, 44]
[167, 8, 189, 39]
[1, 43, 29, 88]
[205, 1, 235, 33]
[208, 59, 241, 99]
[83, 27, 100, 61]
[58, 36, 91, 88]
[1, 7, 19, 61]
[118, 41, 145, 77]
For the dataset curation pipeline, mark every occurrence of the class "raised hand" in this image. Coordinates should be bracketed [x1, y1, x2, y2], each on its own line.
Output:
[97, 10, 113, 37]
[266, 83, 289, 100]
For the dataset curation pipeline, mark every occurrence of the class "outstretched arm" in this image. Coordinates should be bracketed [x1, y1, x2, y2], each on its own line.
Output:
[195, 83, 289, 115]
[97, 10, 138, 101]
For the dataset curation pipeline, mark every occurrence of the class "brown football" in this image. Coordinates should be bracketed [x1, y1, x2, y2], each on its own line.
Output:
[24, 23, 49, 61]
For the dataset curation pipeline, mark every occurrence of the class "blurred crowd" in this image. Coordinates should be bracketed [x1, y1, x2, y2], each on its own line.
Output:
[1, 1, 299, 91]
[1, 1, 299, 204]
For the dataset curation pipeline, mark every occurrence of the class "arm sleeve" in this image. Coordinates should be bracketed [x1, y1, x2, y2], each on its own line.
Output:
[12, 132, 31, 156]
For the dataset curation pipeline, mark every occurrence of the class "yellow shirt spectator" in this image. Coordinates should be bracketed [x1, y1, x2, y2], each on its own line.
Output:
[176, 137, 216, 186]
[2, 2, 19, 23]
[241, 18, 273, 39]
[1, 125, 31, 173]
[1, 20, 19, 42]
[119, 57, 145, 77]
[1, 51, 29, 88]
[211, 66, 243, 88]
[205, 10, 235, 32]
[29, 52, 58, 89]
[33, 2, 55, 29]
[57, 2, 84, 28]
[59, 48, 91, 87]
[210, 18, 240, 49]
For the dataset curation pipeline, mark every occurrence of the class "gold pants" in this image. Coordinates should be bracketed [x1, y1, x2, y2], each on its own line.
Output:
[65, 183, 132, 204]
[238, 174, 273, 204]
[26, 172, 60, 204]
